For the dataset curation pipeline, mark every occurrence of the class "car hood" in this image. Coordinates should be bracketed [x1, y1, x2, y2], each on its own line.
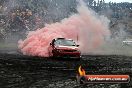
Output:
[55, 45, 79, 50]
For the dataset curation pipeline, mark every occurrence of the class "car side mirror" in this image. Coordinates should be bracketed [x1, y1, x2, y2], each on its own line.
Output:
[76, 45, 79, 47]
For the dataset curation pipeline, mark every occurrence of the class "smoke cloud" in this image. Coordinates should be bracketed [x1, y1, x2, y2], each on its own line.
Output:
[18, 1, 110, 57]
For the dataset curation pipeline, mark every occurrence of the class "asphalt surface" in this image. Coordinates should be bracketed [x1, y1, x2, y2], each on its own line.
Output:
[0, 51, 131, 88]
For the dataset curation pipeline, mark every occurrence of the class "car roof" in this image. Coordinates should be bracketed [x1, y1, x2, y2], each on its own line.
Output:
[55, 38, 72, 40]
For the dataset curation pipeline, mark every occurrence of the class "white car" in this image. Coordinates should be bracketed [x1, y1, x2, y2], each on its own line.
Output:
[122, 39, 132, 45]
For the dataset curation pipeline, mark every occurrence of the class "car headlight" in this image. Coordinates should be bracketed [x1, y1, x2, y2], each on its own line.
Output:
[76, 49, 81, 52]
[56, 49, 63, 52]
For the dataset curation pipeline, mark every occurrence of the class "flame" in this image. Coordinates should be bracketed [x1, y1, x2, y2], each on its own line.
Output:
[78, 66, 86, 76]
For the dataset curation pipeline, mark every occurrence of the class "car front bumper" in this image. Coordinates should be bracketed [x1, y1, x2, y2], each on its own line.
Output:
[53, 51, 81, 59]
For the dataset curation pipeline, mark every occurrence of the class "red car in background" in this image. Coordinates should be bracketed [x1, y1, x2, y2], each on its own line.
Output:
[48, 38, 81, 60]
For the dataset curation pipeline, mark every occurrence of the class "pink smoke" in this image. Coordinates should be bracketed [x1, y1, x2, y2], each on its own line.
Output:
[18, 1, 110, 57]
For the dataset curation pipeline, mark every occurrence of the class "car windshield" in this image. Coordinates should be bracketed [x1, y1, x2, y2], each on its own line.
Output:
[54, 39, 76, 46]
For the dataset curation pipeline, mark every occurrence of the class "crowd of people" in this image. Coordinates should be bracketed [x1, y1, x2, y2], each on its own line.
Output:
[0, 0, 131, 39]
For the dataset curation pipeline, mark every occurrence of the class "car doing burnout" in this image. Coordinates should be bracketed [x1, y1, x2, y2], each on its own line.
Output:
[48, 38, 81, 59]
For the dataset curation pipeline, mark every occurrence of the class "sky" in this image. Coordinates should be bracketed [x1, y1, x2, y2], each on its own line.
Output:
[95, 0, 132, 3]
